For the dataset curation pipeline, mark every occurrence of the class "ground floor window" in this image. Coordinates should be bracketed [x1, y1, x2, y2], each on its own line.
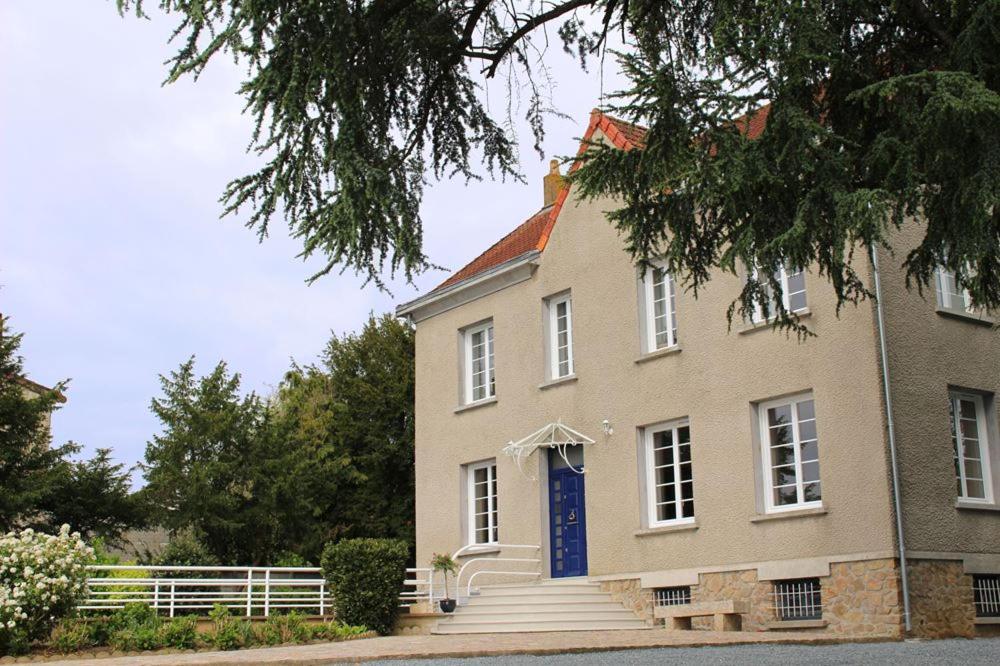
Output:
[643, 420, 694, 526]
[950, 391, 994, 503]
[773, 578, 822, 621]
[974, 574, 1000, 618]
[466, 460, 498, 545]
[759, 393, 821, 512]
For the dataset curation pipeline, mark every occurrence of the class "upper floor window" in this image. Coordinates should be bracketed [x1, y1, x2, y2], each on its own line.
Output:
[759, 393, 821, 512]
[643, 420, 695, 526]
[936, 267, 976, 315]
[546, 294, 574, 379]
[950, 391, 994, 503]
[641, 263, 679, 351]
[750, 265, 807, 323]
[467, 460, 498, 545]
[464, 321, 495, 403]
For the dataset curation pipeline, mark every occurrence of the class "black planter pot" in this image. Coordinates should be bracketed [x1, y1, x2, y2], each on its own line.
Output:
[439, 598, 457, 613]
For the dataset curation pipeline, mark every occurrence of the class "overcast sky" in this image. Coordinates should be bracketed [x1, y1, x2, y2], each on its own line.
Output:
[0, 2, 627, 481]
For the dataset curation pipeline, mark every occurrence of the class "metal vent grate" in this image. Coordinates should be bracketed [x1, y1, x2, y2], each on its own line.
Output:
[773, 578, 822, 621]
[974, 574, 1000, 618]
[654, 586, 691, 607]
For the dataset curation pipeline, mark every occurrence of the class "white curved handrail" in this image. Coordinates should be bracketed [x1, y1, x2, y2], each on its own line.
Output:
[456, 557, 541, 590]
[467, 570, 541, 597]
[452, 543, 540, 559]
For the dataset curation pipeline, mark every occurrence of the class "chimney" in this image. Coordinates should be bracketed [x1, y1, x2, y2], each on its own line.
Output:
[543, 159, 564, 207]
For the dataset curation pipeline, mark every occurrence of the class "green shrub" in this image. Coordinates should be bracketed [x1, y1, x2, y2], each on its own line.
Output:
[312, 620, 369, 641]
[255, 612, 310, 646]
[50, 620, 94, 654]
[207, 604, 253, 651]
[320, 538, 408, 635]
[107, 603, 162, 652]
[159, 616, 198, 650]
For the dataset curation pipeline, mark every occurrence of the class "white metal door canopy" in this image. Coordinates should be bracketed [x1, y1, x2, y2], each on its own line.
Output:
[501, 420, 595, 479]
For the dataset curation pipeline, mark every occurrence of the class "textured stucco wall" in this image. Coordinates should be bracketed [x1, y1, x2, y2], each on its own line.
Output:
[412, 128, 898, 579]
[873, 225, 1000, 554]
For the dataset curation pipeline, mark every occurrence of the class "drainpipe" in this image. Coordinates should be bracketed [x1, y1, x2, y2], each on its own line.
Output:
[870, 246, 912, 632]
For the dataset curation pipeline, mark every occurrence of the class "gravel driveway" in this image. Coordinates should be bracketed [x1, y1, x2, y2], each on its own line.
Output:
[374, 638, 1000, 665]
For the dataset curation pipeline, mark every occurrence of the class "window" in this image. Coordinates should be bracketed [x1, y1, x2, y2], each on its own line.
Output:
[463, 321, 495, 403]
[759, 394, 821, 512]
[950, 392, 994, 503]
[773, 578, 822, 621]
[642, 264, 679, 350]
[546, 294, 574, 378]
[936, 266, 975, 314]
[467, 460, 498, 545]
[654, 586, 692, 607]
[750, 265, 807, 323]
[974, 574, 1000, 618]
[644, 421, 695, 526]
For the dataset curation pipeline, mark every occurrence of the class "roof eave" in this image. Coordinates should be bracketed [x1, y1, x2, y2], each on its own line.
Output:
[396, 250, 541, 323]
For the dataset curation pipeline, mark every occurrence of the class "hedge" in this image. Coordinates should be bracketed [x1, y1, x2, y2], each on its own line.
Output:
[320, 538, 408, 635]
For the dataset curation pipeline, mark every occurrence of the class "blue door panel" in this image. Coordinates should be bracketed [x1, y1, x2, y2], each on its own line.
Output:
[549, 466, 588, 577]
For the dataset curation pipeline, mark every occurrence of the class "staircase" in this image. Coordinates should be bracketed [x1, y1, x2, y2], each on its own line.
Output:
[432, 578, 651, 634]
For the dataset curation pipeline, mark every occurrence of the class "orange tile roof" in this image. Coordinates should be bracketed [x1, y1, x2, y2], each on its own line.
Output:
[435, 206, 554, 290]
[430, 105, 768, 294]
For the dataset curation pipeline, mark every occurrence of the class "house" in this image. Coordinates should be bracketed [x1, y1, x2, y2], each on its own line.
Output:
[15, 375, 67, 440]
[396, 109, 1000, 638]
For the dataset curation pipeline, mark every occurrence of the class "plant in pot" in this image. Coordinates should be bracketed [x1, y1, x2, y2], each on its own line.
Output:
[431, 553, 458, 613]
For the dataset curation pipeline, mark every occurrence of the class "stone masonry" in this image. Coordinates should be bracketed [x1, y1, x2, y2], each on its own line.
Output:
[602, 557, 913, 637]
[906, 559, 976, 638]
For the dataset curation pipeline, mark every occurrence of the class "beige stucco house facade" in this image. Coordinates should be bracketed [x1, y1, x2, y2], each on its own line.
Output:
[397, 110, 1000, 638]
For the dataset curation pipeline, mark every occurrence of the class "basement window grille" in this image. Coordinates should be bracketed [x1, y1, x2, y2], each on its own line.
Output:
[773, 578, 822, 621]
[654, 586, 691, 607]
[974, 574, 1000, 618]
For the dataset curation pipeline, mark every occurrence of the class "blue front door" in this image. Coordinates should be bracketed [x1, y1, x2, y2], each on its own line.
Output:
[549, 465, 588, 578]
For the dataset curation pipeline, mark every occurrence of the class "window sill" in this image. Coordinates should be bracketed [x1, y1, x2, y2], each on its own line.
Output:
[539, 374, 578, 390]
[763, 619, 827, 630]
[635, 345, 682, 364]
[956, 500, 1000, 513]
[975, 617, 1000, 625]
[750, 505, 827, 523]
[457, 545, 501, 557]
[739, 309, 812, 335]
[454, 397, 498, 414]
[936, 307, 994, 327]
[634, 522, 698, 537]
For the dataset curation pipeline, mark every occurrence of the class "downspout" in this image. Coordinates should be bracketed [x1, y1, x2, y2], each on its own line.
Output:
[870, 246, 912, 632]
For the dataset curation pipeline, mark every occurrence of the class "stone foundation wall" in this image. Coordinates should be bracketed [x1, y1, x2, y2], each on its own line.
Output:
[907, 559, 976, 638]
[691, 569, 772, 630]
[604, 558, 906, 636]
[822, 559, 903, 637]
[599, 579, 653, 620]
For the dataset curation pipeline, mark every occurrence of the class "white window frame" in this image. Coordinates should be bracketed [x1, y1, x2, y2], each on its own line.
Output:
[758, 393, 822, 514]
[466, 460, 498, 545]
[951, 391, 994, 504]
[750, 265, 808, 323]
[643, 419, 695, 527]
[642, 263, 679, 351]
[547, 294, 574, 379]
[463, 321, 495, 404]
[936, 266, 976, 314]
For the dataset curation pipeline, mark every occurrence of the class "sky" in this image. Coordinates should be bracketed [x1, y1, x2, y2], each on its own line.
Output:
[0, 2, 627, 481]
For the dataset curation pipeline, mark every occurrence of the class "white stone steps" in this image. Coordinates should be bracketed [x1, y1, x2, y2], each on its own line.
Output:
[466, 592, 614, 605]
[431, 578, 650, 634]
[475, 584, 599, 597]
[433, 619, 650, 634]
[460, 601, 631, 614]
[453, 608, 639, 621]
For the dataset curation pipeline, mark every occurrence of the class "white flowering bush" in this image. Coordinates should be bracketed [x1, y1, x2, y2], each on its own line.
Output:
[0, 525, 93, 654]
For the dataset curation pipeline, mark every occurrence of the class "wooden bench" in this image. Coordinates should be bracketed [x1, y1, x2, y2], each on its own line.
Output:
[654, 600, 747, 631]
